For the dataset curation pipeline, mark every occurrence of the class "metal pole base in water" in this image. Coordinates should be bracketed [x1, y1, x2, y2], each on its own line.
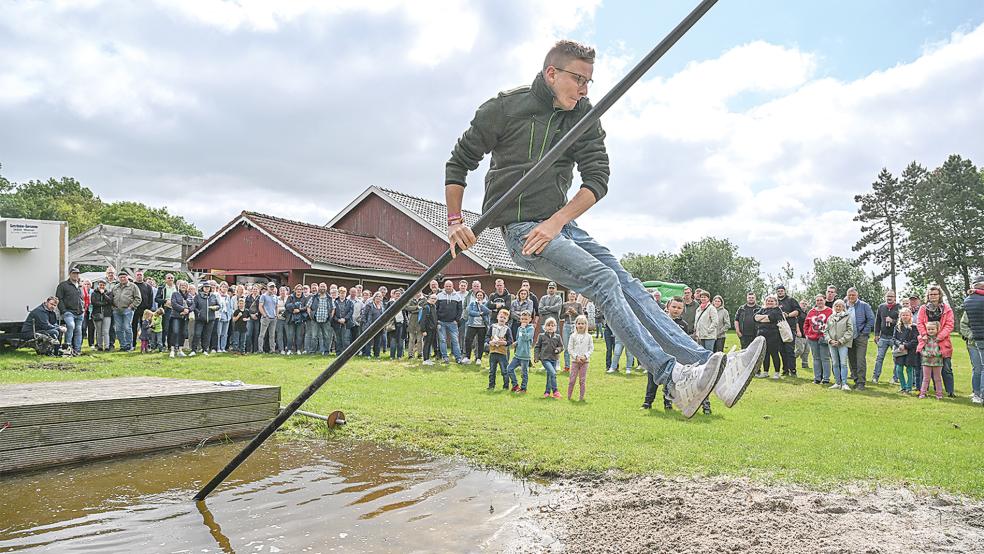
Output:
[194, 0, 719, 501]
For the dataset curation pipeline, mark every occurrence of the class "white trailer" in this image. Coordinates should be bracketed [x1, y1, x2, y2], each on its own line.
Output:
[0, 218, 69, 334]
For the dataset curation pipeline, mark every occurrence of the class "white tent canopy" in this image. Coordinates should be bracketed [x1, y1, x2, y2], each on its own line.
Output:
[69, 224, 204, 276]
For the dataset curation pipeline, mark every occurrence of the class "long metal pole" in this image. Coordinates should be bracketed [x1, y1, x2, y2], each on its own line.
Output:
[194, 0, 718, 501]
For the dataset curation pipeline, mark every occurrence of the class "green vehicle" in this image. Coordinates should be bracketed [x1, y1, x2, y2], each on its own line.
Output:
[641, 280, 687, 300]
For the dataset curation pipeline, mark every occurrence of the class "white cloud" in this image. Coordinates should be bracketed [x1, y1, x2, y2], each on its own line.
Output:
[1, 2, 982, 288]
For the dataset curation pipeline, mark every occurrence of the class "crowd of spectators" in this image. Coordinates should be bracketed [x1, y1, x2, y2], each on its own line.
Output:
[24, 267, 984, 406]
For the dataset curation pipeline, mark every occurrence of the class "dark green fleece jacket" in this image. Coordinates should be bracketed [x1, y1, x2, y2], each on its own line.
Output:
[445, 72, 610, 229]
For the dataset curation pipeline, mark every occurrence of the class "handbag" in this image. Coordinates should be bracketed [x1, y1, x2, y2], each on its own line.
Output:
[777, 312, 794, 343]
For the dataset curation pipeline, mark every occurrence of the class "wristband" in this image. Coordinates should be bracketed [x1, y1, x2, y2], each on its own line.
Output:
[448, 215, 464, 225]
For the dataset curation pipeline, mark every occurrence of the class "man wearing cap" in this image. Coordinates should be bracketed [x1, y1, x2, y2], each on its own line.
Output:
[56, 267, 85, 355]
[192, 281, 220, 355]
[539, 282, 563, 332]
[111, 271, 141, 352]
[964, 275, 984, 404]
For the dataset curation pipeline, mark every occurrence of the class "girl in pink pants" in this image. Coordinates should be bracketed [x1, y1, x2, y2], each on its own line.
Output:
[567, 315, 594, 401]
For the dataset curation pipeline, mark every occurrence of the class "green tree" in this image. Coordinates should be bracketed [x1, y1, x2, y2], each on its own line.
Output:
[0, 176, 103, 237]
[766, 261, 798, 296]
[668, 237, 765, 312]
[852, 168, 906, 292]
[619, 252, 677, 283]
[901, 154, 984, 300]
[800, 256, 885, 304]
[100, 201, 202, 237]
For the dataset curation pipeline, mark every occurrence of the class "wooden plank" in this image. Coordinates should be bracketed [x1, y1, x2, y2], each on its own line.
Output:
[0, 420, 272, 474]
[0, 377, 276, 407]
[0, 402, 280, 452]
[0, 387, 280, 427]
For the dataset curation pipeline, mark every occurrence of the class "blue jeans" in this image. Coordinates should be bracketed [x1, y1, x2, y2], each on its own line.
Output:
[437, 320, 462, 361]
[970, 340, 984, 397]
[542, 359, 558, 393]
[829, 344, 850, 385]
[63, 311, 83, 352]
[809, 339, 831, 382]
[872, 336, 894, 380]
[561, 323, 574, 368]
[489, 352, 510, 387]
[112, 308, 134, 351]
[506, 357, 530, 389]
[336, 325, 350, 354]
[233, 329, 246, 353]
[315, 320, 333, 354]
[217, 320, 230, 351]
[286, 322, 304, 352]
[503, 220, 708, 386]
[894, 362, 915, 392]
[610, 339, 634, 370]
[389, 323, 405, 359]
[700, 338, 717, 352]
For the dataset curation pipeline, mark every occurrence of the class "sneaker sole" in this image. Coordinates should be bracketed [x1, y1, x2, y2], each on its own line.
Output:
[720, 337, 767, 409]
[681, 353, 726, 419]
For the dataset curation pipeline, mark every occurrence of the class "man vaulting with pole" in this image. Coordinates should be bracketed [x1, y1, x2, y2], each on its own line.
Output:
[444, 40, 766, 418]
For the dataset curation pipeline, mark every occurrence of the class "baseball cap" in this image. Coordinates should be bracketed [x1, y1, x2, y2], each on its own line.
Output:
[547, 281, 557, 288]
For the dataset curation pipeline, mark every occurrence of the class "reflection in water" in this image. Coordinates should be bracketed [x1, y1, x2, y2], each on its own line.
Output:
[196, 501, 234, 554]
[0, 438, 538, 553]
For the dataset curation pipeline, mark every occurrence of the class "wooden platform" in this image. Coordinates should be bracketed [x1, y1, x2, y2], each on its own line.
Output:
[0, 377, 280, 474]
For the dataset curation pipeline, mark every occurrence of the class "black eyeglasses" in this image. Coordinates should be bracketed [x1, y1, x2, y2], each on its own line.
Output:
[555, 67, 593, 87]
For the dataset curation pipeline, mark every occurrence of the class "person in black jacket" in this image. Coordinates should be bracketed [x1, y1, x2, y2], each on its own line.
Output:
[892, 307, 919, 393]
[22, 297, 64, 342]
[754, 295, 784, 378]
[131, 270, 154, 350]
[420, 293, 440, 365]
[734, 292, 760, 350]
[192, 281, 220, 355]
[55, 267, 84, 354]
[90, 280, 114, 350]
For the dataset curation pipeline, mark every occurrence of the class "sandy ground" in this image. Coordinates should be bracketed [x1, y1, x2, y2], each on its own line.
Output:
[492, 475, 984, 554]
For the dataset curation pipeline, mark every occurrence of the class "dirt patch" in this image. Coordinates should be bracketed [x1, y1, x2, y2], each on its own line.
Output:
[24, 361, 89, 371]
[502, 475, 984, 553]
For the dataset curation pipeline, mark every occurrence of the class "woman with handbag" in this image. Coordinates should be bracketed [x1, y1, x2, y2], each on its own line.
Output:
[754, 294, 784, 379]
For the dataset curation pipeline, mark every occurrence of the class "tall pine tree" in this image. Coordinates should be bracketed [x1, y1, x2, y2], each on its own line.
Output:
[852, 168, 906, 292]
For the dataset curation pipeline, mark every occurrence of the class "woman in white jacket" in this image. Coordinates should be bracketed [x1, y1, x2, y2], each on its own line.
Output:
[713, 295, 730, 353]
[694, 291, 720, 351]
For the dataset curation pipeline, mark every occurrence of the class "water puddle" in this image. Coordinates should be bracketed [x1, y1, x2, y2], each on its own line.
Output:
[0, 438, 542, 553]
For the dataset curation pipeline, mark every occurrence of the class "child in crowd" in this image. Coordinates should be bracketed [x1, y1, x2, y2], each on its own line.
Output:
[567, 315, 594, 401]
[232, 299, 248, 354]
[918, 321, 945, 399]
[486, 309, 513, 390]
[420, 294, 439, 366]
[139, 309, 154, 353]
[892, 307, 919, 394]
[505, 311, 534, 392]
[534, 317, 563, 398]
[150, 308, 164, 352]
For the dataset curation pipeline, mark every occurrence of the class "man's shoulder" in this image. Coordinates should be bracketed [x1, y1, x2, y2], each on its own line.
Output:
[498, 84, 531, 98]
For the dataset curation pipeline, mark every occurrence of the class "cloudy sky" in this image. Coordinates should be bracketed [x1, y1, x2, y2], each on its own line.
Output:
[2, 0, 983, 280]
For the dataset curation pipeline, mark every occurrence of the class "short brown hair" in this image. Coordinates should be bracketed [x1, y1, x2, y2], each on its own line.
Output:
[543, 40, 595, 71]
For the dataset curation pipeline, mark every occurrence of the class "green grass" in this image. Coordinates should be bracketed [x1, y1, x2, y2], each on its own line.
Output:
[2, 333, 982, 496]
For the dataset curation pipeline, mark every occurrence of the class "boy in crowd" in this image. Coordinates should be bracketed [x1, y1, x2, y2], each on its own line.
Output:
[643, 296, 711, 415]
[486, 309, 513, 390]
[505, 310, 535, 392]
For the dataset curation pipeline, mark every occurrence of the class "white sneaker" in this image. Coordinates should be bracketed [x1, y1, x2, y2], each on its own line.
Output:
[771, 373, 780, 379]
[625, 368, 632, 375]
[177, 350, 186, 357]
[422, 359, 435, 366]
[606, 368, 616, 374]
[715, 337, 766, 408]
[203, 351, 210, 356]
[188, 351, 196, 357]
[474, 359, 483, 365]
[829, 383, 840, 389]
[972, 395, 983, 404]
[667, 352, 726, 419]
[842, 384, 851, 391]
[169, 349, 175, 359]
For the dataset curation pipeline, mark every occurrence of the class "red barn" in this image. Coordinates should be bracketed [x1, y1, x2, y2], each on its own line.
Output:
[187, 211, 426, 290]
[187, 187, 546, 294]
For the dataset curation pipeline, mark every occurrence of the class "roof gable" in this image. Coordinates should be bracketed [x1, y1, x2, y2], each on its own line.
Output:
[376, 187, 527, 273]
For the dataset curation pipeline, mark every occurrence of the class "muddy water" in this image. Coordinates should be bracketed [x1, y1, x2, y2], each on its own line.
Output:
[0, 439, 542, 553]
